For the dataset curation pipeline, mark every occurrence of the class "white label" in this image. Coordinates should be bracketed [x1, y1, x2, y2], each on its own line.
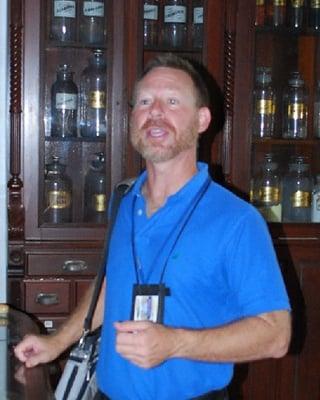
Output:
[54, 1, 76, 18]
[193, 7, 203, 24]
[164, 6, 187, 23]
[56, 93, 77, 110]
[144, 5, 158, 20]
[311, 191, 320, 222]
[83, 1, 104, 17]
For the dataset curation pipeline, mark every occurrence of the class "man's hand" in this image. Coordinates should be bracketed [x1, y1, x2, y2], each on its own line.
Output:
[14, 334, 63, 368]
[114, 321, 178, 369]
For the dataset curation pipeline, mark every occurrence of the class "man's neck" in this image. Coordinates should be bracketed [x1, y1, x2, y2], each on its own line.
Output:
[143, 154, 198, 217]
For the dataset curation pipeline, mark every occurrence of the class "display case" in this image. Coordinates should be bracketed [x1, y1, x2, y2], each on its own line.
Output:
[226, 1, 320, 399]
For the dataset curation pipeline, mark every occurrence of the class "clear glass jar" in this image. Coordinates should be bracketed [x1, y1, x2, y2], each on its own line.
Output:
[44, 156, 72, 224]
[252, 153, 282, 222]
[80, 50, 107, 138]
[282, 156, 312, 222]
[252, 67, 276, 138]
[143, 0, 159, 47]
[311, 174, 320, 222]
[272, 0, 287, 27]
[51, 64, 78, 138]
[84, 152, 107, 223]
[162, 0, 188, 48]
[50, 0, 77, 42]
[313, 80, 320, 138]
[255, 0, 266, 26]
[192, 0, 203, 49]
[79, 0, 106, 45]
[282, 71, 308, 139]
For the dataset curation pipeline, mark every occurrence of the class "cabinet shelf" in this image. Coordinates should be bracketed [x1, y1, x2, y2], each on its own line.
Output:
[252, 138, 318, 145]
[45, 137, 106, 143]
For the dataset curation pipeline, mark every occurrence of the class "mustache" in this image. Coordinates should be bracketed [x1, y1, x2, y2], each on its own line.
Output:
[141, 119, 175, 132]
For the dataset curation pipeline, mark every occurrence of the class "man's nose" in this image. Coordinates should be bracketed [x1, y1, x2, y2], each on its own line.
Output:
[149, 99, 164, 118]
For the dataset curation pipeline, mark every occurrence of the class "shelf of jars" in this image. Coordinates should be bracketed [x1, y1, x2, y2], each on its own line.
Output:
[39, 1, 110, 227]
[143, 0, 204, 62]
[249, 1, 320, 226]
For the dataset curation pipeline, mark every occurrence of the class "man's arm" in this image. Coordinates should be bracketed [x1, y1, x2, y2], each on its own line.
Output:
[14, 278, 106, 368]
[114, 309, 291, 369]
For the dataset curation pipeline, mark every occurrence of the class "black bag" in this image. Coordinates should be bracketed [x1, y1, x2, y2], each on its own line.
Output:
[55, 180, 134, 400]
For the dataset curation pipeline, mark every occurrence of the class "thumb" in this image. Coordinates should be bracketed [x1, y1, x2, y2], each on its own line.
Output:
[114, 320, 150, 332]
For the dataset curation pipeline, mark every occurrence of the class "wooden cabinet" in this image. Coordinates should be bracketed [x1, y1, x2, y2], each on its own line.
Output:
[225, 1, 320, 399]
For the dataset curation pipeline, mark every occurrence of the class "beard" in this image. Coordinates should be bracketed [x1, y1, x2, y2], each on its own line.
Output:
[130, 118, 199, 163]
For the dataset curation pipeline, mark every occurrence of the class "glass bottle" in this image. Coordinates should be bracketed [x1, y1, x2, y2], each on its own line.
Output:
[80, 50, 107, 138]
[288, 0, 305, 29]
[252, 153, 282, 222]
[252, 67, 276, 138]
[282, 156, 312, 222]
[282, 72, 308, 139]
[44, 156, 72, 223]
[51, 64, 78, 138]
[313, 80, 320, 138]
[50, 0, 77, 42]
[143, 0, 160, 47]
[309, 0, 320, 30]
[255, 0, 266, 26]
[79, 0, 106, 45]
[192, 0, 204, 49]
[162, 0, 188, 48]
[272, 0, 287, 26]
[311, 174, 320, 222]
[84, 152, 107, 223]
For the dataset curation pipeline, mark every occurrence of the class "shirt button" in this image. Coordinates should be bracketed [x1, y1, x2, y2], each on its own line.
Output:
[137, 209, 143, 216]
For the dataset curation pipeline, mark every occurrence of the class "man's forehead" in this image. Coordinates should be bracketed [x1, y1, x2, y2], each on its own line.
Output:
[137, 67, 194, 91]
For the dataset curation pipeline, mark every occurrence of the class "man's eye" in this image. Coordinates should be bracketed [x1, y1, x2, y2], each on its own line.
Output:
[168, 98, 178, 105]
[139, 99, 151, 105]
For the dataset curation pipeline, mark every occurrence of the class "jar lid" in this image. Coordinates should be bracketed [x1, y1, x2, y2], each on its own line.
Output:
[288, 71, 304, 87]
[256, 66, 272, 84]
[46, 156, 66, 174]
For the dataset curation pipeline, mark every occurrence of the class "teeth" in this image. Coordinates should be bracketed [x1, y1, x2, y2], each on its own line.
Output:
[149, 128, 165, 137]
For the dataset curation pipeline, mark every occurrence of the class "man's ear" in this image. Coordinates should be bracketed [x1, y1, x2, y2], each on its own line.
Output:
[198, 107, 211, 134]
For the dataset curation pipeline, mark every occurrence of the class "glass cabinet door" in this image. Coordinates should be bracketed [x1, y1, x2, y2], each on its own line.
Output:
[22, 0, 127, 240]
[250, 1, 320, 225]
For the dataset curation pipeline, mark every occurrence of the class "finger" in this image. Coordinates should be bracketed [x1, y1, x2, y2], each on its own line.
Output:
[114, 320, 150, 332]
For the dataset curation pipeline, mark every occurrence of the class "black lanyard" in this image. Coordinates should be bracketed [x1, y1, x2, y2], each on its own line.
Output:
[131, 177, 211, 285]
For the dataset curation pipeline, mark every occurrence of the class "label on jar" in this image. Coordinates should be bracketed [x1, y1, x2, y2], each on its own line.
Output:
[193, 7, 203, 24]
[256, 0, 264, 5]
[48, 190, 71, 209]
[83, 1, 104, 17]
[311, 0, 320, 8]
[89, 91, 106, 108]
[56, 93, 77, 110]
[274, 0, 286, 6]
[93, 194, 106, 212]
[54, 1, 76, 18]
[257, 99, 274, 115]
[288, 103, 306, 120]
[164, 6, 187, 23]
[291, 190, 311, 208]
[311, 191, 320, 222]
[291, 0, 304, 7]
[258, 186, 280, 204]
[144, 5, 159, 20]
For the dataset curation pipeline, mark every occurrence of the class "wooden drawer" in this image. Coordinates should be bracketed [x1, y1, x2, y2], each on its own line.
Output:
[27, 253, 102, 276]
[24, 280, 71, 314]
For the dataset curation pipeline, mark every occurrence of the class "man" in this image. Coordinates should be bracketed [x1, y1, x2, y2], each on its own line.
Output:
[15, 54, 291, 399]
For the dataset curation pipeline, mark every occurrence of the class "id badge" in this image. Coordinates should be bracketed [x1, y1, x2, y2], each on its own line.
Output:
[131, 284, 169, 323]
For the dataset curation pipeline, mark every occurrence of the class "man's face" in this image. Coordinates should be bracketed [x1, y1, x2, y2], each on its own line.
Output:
[130, 67, 204, 163]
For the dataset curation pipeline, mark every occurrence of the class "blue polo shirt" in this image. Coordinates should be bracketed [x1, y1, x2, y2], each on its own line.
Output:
[96, 163, 290, 400]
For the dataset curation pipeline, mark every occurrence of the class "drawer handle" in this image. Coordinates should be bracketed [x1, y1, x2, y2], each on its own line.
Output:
[36, 293, 59, 306]
[62, 259, 88, 272]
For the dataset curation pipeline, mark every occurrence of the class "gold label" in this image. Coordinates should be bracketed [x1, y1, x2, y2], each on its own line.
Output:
[89, 91, 106, 109]
[258, 186, 280, 204]
[48, 190, 71, 209]
[291, 191, 310, 208]
[288, 103, 306, 120]
[291, 0, 304, 7]
[311, 0, 320, 8]
[93, 194, 106, 212]
[257, 99, 274, 115]
[256, 0, 264, 5]
[274, 0, 286, 5]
